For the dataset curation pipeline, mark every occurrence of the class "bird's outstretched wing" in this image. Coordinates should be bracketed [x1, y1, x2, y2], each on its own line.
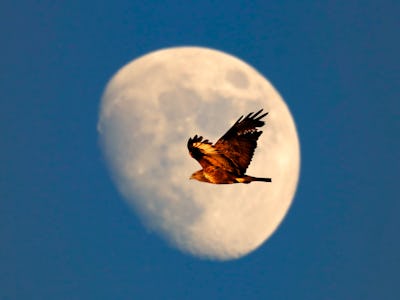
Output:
[187, 135, 235, 172]
[214, 109, 268, 174]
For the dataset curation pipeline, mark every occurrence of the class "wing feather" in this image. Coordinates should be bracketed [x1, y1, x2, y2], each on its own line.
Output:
[214, 109, 268, 174]
[187, 135, 236, 172]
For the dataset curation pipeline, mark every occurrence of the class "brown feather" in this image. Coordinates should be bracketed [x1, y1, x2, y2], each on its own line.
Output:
[214, 109, 268, 174]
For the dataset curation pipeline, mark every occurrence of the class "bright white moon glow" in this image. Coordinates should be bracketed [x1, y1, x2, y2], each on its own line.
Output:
[98, 47, 300, 260]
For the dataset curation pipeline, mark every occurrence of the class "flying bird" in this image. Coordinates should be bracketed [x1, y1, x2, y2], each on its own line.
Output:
[187, 109, 272, 184]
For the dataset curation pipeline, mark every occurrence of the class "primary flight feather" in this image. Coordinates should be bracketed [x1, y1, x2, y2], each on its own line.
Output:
[187, 109, 272, 184]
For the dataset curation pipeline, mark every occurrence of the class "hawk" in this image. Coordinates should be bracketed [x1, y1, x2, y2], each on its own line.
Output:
[187, 109, 272, 184]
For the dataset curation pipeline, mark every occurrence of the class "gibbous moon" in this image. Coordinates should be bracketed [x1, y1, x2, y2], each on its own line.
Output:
[98, 47, 300, 260]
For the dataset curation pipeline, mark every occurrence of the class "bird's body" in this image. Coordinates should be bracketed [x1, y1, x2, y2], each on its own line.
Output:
[187, 109, 272, 184]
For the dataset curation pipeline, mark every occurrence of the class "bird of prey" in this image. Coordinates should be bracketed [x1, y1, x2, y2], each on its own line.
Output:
[187, 109, 272, 184]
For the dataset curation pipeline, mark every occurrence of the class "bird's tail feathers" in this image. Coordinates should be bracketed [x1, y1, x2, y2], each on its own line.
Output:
[237, 176, 272, 184]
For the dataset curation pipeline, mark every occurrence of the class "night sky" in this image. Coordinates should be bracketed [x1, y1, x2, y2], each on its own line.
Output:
[2, 1, 399, 299]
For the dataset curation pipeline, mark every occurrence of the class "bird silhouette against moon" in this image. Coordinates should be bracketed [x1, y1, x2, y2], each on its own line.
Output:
[188, 109, 272, 184]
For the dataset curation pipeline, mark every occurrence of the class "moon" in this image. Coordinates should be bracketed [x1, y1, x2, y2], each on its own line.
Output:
[97, 47, 300, 260]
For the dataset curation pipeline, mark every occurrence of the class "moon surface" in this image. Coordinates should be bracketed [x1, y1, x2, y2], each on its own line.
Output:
[98, 47, 300, 260]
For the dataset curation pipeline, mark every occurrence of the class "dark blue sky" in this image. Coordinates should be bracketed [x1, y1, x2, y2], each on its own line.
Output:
[1, 1, 399, 299]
